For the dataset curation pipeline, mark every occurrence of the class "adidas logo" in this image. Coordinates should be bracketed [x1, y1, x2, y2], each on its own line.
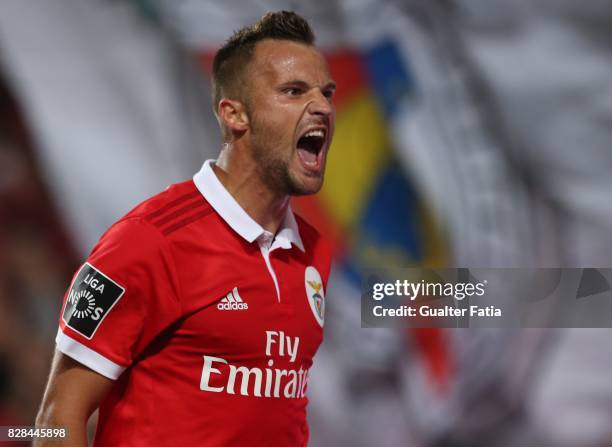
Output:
[217, 287, 249, 311]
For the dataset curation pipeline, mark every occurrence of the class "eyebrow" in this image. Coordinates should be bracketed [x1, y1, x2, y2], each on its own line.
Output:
[280, 80, 337, 91]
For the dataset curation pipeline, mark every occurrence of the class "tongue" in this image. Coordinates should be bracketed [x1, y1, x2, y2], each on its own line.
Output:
[298, 148, 317, 165]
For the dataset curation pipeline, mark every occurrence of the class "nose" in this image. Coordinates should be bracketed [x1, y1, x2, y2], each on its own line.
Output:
[307, 89, 334, 117]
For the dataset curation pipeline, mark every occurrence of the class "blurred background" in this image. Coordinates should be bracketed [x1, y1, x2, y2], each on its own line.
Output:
[1, 1, 612, 446]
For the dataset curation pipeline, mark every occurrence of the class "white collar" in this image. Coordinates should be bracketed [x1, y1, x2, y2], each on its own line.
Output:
[193, 159, 305, 252]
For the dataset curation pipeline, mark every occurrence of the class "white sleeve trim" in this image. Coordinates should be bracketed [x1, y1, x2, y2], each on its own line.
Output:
[55, 329, 126, 380]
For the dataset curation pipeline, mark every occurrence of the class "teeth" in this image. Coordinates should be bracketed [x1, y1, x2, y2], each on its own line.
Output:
[304, 129, 324, 138]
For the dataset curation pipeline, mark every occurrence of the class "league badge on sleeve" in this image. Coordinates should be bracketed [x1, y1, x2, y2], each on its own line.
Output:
[62, 262, 125, 339]
[305, 266, 325, 327]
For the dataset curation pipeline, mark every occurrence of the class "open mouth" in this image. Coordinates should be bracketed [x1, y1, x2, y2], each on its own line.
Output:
[296, 128, 326, 170]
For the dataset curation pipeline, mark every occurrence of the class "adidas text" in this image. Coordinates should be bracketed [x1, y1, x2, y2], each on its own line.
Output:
[217, 287, 248, 311]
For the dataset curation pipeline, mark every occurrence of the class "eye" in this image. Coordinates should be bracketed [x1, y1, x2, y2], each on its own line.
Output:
[283, 87, 304, 97]
[323, 89, 335, 100]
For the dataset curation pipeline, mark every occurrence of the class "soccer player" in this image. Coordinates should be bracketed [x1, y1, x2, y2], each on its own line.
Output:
[35, 11, 335, 446]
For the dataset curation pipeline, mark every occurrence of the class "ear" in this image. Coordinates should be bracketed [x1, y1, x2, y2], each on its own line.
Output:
[218, 98, 249, 133]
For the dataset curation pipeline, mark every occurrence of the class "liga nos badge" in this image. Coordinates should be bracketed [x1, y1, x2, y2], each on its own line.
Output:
[62, 262, 125, 339]
[305, 266, 324, 327]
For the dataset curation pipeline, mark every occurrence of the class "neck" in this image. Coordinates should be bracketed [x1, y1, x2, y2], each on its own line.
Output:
[214, 144, 289, 234]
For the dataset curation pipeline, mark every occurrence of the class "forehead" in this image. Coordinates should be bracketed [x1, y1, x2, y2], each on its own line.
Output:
[249, 39, 331, 85]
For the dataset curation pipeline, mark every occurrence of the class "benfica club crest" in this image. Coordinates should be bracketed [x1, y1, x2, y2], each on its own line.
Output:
[305, 266, 324, 327]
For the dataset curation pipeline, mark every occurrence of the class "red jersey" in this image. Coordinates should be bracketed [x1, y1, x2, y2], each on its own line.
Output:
[56, 160, 332, 446]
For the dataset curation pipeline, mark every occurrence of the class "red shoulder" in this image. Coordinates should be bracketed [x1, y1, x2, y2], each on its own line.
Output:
[121, 180, 201, 220]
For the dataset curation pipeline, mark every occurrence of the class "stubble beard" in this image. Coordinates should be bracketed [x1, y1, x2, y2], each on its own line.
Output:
[250, 123, 322, 197]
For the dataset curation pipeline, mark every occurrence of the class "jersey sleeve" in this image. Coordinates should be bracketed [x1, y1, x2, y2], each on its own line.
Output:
[56, 217, 181, 380]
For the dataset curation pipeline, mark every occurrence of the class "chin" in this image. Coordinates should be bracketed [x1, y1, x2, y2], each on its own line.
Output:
[288, 178, 324, 196]
[284, 162, 326, 196]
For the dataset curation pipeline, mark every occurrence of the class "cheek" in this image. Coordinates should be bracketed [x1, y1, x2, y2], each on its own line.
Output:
[250, 115, 291, 155]
[253, 104, 299, 140]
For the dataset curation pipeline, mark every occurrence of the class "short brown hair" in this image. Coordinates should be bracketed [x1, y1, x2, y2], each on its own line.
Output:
[211, 11, 315, 114]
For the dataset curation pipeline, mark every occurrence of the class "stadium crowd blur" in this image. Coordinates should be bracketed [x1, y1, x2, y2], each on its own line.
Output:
[2, 1, 612, 446]
[0, 76, 77, 429]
